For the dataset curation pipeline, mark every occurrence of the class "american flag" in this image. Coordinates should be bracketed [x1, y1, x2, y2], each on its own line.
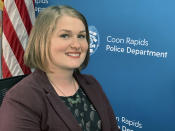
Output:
[1, 0, 35, 78]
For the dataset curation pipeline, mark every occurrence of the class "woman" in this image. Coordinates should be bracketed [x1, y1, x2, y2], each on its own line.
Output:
[0, 6, 120, 131]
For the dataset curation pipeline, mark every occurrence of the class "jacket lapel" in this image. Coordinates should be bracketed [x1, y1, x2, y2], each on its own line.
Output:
[35, 70, 82, 131]
[46, 91, 82, 131]
[74, 73, 108, 130]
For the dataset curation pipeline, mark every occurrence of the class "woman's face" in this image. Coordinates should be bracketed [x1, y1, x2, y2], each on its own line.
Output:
[48, 15, 88, 72]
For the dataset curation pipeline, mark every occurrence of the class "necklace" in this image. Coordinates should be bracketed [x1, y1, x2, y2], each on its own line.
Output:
[48, 78, 80, 104]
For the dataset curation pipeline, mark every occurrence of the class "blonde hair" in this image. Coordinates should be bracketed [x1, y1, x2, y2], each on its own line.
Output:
[24, 5, 90, 72]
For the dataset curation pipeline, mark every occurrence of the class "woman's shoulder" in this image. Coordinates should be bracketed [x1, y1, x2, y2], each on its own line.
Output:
[0, 71, 47, 124]
[76, 73, 102, 90]
[77, 72, 98, 83]
[6, 73, 42, 96]
[4, 71, 47, 109]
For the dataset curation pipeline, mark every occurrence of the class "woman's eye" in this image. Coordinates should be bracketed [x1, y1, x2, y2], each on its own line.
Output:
[78, 34, 86, 39]
[60, 34, 69, 38]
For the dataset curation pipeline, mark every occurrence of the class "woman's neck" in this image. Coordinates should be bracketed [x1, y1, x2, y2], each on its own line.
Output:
[46, 68, 79, 97]
[46, 69, 74, 87]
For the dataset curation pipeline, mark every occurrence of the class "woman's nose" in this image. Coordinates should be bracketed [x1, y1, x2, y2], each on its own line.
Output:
[70, 37, 81, 49]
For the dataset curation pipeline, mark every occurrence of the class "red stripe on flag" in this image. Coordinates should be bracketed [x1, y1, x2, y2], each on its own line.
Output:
[3, 7, 31, 74]
[2, 56, 12, 78]
[14, 0, 32, 35]
[33, 0, 35, 6]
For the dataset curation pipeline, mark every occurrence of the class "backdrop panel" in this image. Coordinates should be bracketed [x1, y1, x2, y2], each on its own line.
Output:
[35, 0, 175, 130]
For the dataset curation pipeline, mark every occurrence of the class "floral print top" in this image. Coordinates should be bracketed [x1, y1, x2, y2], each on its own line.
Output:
[60, 87, 102, 131]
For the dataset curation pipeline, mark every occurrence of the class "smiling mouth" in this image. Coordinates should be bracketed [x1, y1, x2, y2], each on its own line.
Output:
[65, 52, 81, 57]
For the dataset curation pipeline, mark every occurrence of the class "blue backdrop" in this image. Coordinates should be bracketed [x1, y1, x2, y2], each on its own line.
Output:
[35, 0, 175, 130]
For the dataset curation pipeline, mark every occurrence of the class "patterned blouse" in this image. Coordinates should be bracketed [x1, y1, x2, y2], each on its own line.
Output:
[60, 87, 102, 131]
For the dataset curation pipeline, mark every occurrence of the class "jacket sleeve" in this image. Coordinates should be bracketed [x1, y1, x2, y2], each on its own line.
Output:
[0, 91, 41, 131]
[90, 75, 121, 131]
